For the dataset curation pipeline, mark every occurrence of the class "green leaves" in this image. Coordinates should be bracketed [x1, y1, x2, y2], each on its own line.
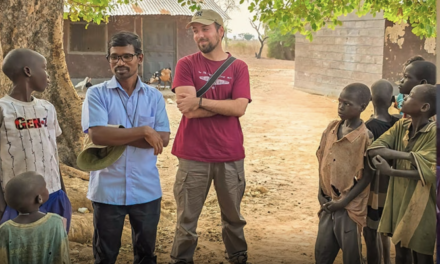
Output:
[177, 0, 203, 10]
[64, 0, 436, 40]
[239, 0, 436, 42]
[64, 0, 141, 24]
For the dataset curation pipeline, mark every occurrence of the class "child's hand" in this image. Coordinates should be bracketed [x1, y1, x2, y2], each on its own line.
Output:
[317, 205, 331, 217]
[372, 155, 393, 175]
[317, 207, 323, 217]
[323, 200, 346, 212]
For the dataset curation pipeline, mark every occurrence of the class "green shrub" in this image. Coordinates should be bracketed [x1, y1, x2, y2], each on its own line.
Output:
[266, 27, 295, 61]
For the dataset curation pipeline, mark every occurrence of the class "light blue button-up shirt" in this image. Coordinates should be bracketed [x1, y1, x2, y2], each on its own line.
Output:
[81, 76, 170, 205]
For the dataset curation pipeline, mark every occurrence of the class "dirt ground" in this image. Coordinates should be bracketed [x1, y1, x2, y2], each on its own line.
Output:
[67, 56, 397, 263]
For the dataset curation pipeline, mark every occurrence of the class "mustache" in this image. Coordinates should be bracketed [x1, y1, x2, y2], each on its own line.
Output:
[115, 66, 129, 71]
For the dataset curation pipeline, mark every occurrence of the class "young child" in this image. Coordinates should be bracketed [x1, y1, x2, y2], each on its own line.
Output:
[398, 56, 435, 95]
[367, 84, 436, 264]
[394, 56, 427, 115]
[0, 171, 70, 263]
[315, 83, 374, 264]
[364, 80, 400, 264]
[0, 48, 72, 232]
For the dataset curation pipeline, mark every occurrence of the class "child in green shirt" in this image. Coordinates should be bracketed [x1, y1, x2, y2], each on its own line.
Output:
[368, 84, 436, 264]
[0, 171, 70, 264]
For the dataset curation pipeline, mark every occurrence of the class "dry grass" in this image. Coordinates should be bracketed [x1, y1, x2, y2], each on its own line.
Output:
[224, 40, 269, 58]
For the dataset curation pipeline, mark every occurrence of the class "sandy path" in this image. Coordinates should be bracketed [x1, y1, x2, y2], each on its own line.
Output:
[69, 56, 394, 264]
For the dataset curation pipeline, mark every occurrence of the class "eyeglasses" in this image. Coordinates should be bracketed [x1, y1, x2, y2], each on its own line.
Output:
[107, 53, 138, 63]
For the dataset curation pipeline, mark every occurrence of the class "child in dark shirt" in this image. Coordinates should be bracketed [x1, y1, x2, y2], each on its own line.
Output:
[364, 79, 400, 264]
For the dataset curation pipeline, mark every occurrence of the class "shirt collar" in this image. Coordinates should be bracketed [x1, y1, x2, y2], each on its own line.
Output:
[405, 119, 435, 137]
[107, 76, 143, 93]
[331, 120, 366, 143]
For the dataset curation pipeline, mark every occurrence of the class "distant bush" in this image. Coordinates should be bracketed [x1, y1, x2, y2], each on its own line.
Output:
[238, 33, 255, 41]
[266, 27, 295, 61]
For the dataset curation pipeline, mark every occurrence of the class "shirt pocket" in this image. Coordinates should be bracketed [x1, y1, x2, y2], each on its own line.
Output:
[138, 116, 155, 128]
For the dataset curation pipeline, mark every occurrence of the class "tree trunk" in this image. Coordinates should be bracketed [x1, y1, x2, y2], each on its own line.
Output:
[0, 0, 84, 168]
[257, 38, 264, 59]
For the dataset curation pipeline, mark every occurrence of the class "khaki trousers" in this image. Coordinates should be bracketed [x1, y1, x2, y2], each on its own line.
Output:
[170, 158, 248, 263]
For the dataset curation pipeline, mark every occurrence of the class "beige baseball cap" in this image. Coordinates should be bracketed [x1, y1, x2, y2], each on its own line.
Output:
[186, 9, 224, 29]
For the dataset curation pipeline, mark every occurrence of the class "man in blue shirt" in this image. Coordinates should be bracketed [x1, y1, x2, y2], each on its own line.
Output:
[81, 31, 170, 264]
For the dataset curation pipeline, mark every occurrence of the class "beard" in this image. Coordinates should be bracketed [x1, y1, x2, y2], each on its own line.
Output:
[113, 66, 133, 80]
[198, 38, 220, 54]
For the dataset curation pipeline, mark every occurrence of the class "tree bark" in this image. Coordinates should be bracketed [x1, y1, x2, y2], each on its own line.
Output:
[256, 36, 268, 59]
[257, 43, 263, 59]
[0, 0, 84, 167]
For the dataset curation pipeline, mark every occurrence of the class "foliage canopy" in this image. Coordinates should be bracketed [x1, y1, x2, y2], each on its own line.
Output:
[64, 0, 436, 41]
[180, 0, 436, 41]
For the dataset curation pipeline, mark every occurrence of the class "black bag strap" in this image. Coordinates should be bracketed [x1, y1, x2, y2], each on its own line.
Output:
[196, 56, 236, 98]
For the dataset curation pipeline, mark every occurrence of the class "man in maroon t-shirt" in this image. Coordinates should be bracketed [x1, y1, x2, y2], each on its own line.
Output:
[170, 9, 251, 264]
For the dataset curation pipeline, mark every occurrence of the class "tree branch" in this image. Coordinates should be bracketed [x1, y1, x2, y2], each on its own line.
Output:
[215, 0, 239, 14]
[249, 18, 264, 39]
[249, 18, 258, 31]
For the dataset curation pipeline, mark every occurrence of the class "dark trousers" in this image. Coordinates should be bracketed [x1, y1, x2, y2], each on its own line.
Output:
[315, 209, 363, 264]
[92, 198, 161, 264]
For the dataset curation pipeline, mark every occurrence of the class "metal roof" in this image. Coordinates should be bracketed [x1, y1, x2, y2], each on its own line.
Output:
[65, 0, 229, 20]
